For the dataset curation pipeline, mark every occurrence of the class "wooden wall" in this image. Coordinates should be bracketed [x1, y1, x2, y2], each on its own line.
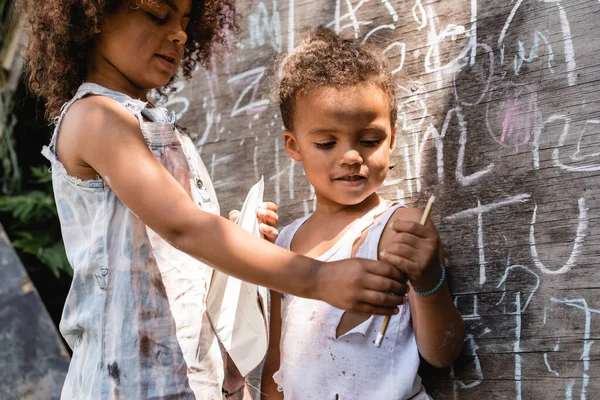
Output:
[170, 0, 600, 398]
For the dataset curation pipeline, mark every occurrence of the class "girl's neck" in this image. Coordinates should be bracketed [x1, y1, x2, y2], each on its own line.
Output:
[86, 61, 149, 101]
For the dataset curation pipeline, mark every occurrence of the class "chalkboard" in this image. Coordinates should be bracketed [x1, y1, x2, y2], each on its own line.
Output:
[167, 0, 600, 398]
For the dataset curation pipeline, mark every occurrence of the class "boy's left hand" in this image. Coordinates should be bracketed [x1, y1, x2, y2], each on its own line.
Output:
[379, 220, 442, 292]
[228, 202, 279, 243]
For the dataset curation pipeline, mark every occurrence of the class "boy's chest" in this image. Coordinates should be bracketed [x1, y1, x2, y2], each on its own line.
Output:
[290, 217, 373, 259]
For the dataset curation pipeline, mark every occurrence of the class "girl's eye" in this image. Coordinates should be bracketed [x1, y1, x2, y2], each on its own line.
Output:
[361, 139, 383, 147]
[314, 142, 335, 149]
[147, 12, 168, 25]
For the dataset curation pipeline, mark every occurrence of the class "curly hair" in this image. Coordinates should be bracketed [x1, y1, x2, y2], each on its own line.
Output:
[273, 26, 397, 132]
[17, 0, 237, 121]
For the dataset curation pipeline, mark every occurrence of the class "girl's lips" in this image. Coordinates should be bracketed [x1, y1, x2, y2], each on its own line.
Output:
[155, 54, 177, 71]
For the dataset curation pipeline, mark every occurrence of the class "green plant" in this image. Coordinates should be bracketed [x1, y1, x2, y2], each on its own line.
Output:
[0, 165, 72, 278]
[0, 91, 20, 194]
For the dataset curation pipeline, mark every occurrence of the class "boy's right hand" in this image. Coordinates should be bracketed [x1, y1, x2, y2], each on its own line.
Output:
[315, 258, 408, 315]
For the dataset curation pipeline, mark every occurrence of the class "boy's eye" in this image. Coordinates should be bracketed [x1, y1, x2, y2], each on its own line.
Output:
[147, 12, 168, 25]
[314, 142, 335, 149]
[361, 139, 383, 147]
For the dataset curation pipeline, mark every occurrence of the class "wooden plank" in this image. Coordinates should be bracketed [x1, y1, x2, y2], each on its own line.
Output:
[168, 0, 600, 397]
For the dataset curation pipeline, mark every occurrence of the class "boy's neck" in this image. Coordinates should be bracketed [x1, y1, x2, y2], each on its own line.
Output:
[313, 193, 383, 218]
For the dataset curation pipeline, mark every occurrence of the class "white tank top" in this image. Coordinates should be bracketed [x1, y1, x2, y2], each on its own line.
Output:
[273, 202, 431, 400]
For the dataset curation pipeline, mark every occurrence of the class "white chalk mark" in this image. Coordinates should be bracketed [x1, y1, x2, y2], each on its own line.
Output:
[515, 292, 522, 400]
[544, 353, 560, 376]
[248, 1, 282, 51]
[446, 194, 530, 220]
[450, 334, 483, 397]
[381, 0, 398, 22]
[361, 24, 395, 44]
[345, 0, 360, 38]
[572, 120, 600, 161]
[496, 264, 540, 312]
[455, 107, 495, 186]
[446, 194, 531, 285]
[334, 0, 341, 33]
[227, 67, 270, 117]
[530, 197, 588, 275]
[462, 295, 480, 320]
[498, 0, 525, 46]
[469, 0, 477, 66]
[401, 140, 413, 196]
[412, 0, 426, 30]
[565, 379, 576, 400]
[551, 298, 600, 399]
[548, 115, 600, 171]
[287, 0, 295, 53]
[557, 3, 577, 86]
[513, 31, 554, 75]
[383, 42, 406, 74]
[477, 200, 486, 285]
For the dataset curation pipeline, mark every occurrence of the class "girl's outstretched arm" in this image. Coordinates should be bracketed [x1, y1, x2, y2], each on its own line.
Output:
[379, 208, 465, 368]
[261, 291, 283, 400]
[56, 96, 406, 314]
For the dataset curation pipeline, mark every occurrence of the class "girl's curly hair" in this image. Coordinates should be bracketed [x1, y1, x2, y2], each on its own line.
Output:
[17, 0, 237, 121]
[273, 26, 397, 132]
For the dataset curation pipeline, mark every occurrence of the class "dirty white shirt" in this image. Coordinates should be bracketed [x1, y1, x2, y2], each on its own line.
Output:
[273, 202, 431, 400]
[42, 83, 248, 400]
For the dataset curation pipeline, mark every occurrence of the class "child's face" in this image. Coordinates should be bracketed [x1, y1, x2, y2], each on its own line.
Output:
[91, 0, 192, 95]
[284, 83, 396, 208]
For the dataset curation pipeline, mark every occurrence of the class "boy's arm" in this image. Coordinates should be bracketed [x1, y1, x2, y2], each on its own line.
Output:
[379, 208, 465, 368]
[261, 291, 284, 400]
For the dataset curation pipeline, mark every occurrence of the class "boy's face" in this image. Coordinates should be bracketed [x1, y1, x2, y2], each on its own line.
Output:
[91, 0, 192, 97]
[284, 83, 397, 209]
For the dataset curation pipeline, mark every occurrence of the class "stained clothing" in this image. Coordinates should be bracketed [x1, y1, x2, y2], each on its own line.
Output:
[273, 202, 430, 400]
[42, 83, 248, 399]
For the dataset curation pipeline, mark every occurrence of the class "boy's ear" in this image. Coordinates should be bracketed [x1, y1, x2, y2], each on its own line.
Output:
[283, 131, 302, 161]
[390, 124, 397, 151]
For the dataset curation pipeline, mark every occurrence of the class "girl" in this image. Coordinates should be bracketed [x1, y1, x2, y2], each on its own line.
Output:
[17, 1, 408, 399]
[261, 28, 465, 399]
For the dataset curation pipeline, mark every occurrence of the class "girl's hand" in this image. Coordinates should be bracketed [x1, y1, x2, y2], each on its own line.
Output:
[379, 219, 442, 292]
[316, 258, 407, 314]
[228, 202, 279, 243]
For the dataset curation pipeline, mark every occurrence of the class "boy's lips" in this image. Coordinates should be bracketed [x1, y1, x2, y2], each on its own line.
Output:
[334, 174, 367, 185]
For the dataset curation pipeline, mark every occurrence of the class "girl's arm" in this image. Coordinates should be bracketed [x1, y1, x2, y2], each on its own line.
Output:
[378, 208, 465, 368]
[261, 291, 283, 400]
[56, 96, 406, 314]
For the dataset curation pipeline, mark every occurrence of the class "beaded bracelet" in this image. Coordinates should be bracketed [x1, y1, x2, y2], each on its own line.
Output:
[413, 265, 446, 296]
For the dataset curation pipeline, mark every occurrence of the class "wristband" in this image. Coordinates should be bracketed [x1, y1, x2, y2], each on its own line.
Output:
[413, 265, 445, 296]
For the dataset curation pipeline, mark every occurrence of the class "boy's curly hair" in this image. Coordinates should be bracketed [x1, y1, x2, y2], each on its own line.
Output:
[273, 26, 397, 131]
[17, 0, 237, 121]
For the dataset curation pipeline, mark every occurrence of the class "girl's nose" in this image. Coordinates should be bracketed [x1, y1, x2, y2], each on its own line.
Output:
[168, 26, 188, 45]
[339, 148, 363, 166]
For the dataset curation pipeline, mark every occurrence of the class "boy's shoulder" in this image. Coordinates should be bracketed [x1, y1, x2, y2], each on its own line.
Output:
[377, 205, 429, 252]
[275, 216, 309, 249]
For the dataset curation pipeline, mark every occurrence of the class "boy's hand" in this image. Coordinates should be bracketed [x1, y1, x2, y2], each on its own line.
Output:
[379, 220, 442, 292]
[316, 258, 408, 315]
[228, 202, 279, 243]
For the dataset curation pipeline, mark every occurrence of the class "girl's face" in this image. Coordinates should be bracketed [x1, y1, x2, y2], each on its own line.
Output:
[284, 83, 396, 211]
[89, 0, 192, 98]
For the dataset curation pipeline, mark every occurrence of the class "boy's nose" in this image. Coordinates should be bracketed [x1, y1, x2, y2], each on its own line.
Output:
[339, 149, 363, 166]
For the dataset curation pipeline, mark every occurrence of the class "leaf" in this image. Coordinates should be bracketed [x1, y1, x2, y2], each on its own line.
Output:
[0, 190, 57, 223]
